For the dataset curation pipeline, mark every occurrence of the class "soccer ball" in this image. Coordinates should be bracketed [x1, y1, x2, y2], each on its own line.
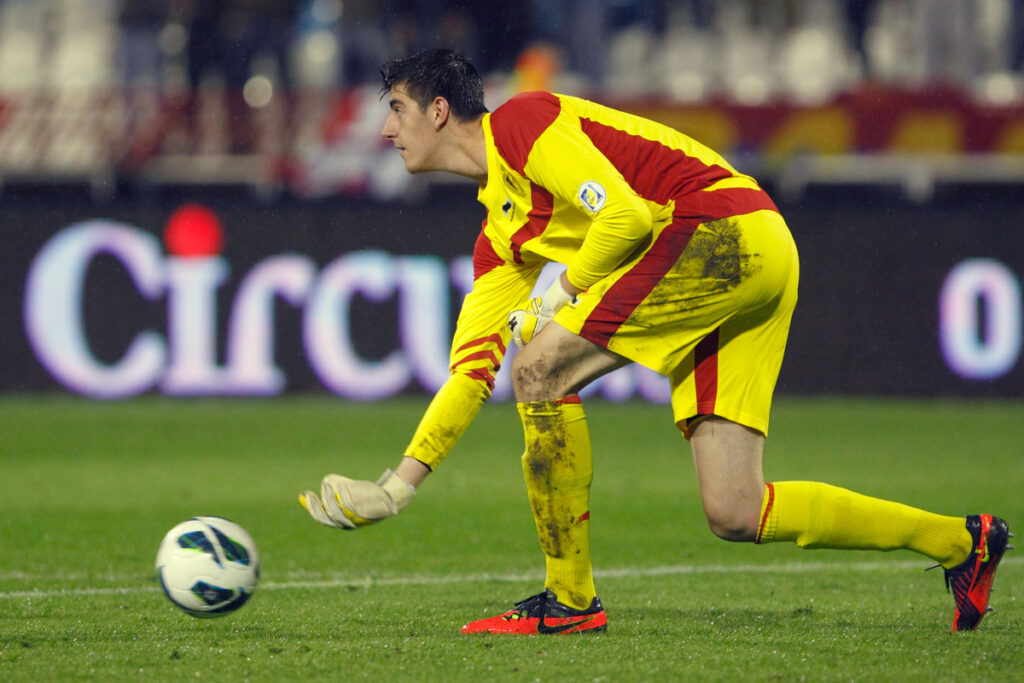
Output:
[155, 516, 260, 618]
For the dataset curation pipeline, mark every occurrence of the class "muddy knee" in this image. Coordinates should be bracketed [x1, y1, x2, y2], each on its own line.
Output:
[511, 352, 571, 402]
[510, 356, 547, 400]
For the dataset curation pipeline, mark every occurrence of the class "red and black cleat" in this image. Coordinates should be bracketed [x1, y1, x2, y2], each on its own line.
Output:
[944, 514, 1012, 632]
[461, 589, 607, 635]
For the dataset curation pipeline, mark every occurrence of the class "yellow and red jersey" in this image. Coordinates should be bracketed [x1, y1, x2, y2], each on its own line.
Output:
[404, 92, 778, 468]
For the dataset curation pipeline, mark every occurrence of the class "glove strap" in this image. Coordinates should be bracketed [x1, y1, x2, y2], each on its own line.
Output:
[542, 277, 576, 314]
[378, 469, 416, 512]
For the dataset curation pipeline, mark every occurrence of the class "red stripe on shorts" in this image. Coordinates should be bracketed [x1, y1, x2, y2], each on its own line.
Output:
[694, 327, 720, 415]
[577, 217, 699, 347]
[575, 188, 777, 348]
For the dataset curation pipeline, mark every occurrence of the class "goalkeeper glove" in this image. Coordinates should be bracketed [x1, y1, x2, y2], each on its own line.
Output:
[508, 277, 577, 348]
[299, 469, 415, 530]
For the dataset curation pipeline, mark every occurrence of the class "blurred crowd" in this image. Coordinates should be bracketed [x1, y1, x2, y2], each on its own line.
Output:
[0, 0, 1022, 194]
[0, 0, 1020, 105]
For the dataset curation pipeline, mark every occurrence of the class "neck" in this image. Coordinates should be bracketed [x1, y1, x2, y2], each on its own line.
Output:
[437, 117, 488, 184]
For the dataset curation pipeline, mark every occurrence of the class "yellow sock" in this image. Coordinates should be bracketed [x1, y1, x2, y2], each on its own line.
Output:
[518, 397, 596, 610]
[756, 481, 973, 568]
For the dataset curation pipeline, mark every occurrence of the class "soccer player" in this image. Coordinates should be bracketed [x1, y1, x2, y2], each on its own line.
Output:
[299, 49, 1011, 634]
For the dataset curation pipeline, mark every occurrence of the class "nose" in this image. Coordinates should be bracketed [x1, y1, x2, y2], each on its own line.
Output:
[381, 113, 397, 140]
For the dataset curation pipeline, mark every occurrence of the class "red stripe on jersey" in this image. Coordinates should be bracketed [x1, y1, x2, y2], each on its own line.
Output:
[455, 333, 507, 356]
[580, 117, 733, 203]
[755, 482, 775, 544]
[694, 327, 720, 415]
[674, 187, 780, 222]
[463, 366, 495, 388]
[473, 223, 504, 280]
[575, 185, 776, 347]
[451, 348, 501, 372]
[578, 216, 698, 347]
[490, 92, 561, 175]
[510, 184, 554, 264]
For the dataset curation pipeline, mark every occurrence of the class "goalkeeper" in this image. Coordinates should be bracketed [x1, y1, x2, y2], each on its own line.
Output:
[300, 49, 1010, 635]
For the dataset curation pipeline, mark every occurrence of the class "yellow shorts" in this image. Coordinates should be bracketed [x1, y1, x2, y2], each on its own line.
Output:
[555, 209, 799, 437]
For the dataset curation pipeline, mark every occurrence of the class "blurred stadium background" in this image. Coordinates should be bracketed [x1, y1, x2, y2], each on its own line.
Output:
[2, 0, 1023, 402]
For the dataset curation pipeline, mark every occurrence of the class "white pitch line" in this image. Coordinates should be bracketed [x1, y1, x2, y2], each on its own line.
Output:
[1, 556, 1020, 601]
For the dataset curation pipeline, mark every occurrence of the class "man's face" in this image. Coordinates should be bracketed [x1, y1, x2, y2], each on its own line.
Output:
[381, 86, 436, 173]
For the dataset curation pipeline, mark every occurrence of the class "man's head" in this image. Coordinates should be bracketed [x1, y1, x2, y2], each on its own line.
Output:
[380, 49, 487, 122]
[380, 49, 488, 174]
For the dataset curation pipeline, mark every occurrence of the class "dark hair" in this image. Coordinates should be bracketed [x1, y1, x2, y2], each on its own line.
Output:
[380, 49, 488, 121]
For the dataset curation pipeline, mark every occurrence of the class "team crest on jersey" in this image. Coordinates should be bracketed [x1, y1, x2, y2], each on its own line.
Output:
[577, 181, 607, 213]
[502, 196, 515, 220]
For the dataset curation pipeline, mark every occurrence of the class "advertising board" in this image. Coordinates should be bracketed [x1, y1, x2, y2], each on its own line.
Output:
[4, 191, 1022, 398]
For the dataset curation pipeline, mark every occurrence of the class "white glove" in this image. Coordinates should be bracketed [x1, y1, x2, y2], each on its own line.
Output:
[299, 469, 415, 530]
[508, 277, 576, 348]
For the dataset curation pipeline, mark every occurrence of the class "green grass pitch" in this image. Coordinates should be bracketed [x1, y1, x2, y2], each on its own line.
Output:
[1, 396, 1022, 681]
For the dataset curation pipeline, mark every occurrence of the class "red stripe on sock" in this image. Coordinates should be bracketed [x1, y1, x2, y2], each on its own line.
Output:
[576, 511, 590, 524]
[556, 395, 582, 404]
[755, 482, 775, 544]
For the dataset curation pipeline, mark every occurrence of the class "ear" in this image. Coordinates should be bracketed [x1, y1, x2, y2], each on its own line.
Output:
[431, 96, 451, 130]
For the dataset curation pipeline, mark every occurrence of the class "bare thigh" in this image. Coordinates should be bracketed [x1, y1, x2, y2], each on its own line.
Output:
[510, 322, 629, 402]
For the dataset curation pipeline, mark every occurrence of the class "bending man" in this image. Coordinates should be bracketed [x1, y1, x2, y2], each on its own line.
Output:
[300, 49, 1010, 635]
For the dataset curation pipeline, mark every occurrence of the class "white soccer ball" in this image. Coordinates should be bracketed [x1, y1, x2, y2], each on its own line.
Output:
[155, 516, 260, 618]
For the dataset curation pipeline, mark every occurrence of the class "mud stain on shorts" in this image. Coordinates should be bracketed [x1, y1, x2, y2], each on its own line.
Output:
[632, 217, 763, 322]
[686, 217, 761, 290]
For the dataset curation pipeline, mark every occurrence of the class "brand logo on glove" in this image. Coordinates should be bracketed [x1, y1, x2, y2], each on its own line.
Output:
[577, 181, 607, 213]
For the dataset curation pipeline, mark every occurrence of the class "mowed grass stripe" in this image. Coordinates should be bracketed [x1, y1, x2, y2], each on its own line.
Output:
[3, 555, 1020, 600]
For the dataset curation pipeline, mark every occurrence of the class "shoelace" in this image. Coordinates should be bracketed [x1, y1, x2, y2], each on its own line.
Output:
[510, 591, 549, 619]
[923, 563, 956, 593]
